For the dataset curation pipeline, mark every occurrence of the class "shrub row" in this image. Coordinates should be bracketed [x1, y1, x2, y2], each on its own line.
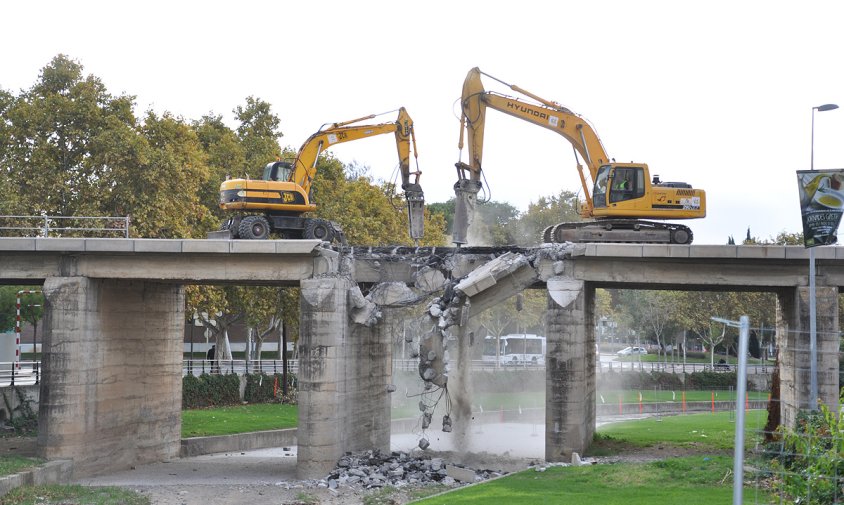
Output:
[597, 370, 754, 391]
[182, 372, 298, 409]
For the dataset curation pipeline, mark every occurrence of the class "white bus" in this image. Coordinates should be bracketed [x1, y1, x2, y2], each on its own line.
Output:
[482, 334, 546, 366]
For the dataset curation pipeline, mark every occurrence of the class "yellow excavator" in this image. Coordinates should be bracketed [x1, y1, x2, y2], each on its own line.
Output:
[453, 68, 706, 245]
[217, 108, 425, 242]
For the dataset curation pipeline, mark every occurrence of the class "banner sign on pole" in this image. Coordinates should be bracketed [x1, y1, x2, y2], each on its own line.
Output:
[797, 169, 844, 247]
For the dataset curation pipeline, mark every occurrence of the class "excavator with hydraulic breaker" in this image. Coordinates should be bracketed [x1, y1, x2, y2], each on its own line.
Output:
[217, 108, 425, 243]
[452, 67, 705, 245]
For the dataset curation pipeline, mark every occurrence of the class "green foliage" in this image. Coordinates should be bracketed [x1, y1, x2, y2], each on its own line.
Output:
[597, 371, 683, 390]
[516, 189, 582, 245]
[771, 390, 844, 504]
[0, 455, 43, 477]
[311, 154, 446, 246]
[181, 373, 241, 409]
[685, 371, 741, 390]
[243, 372, 297, 403]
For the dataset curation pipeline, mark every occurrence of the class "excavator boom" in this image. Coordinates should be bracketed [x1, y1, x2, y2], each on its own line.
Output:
[218, 108, 425, 242]
[453, 67, 705, 246]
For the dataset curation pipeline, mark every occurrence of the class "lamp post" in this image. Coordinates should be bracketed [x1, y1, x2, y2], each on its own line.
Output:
[808, 103, 838, 411]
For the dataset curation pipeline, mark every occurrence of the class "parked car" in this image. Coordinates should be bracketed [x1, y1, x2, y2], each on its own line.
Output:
[714, 359, 731, 371]
[617, 346, 648, 356]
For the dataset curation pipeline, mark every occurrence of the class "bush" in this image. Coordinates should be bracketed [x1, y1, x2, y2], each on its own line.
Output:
[771, 388, 844, 504]
[597, 371, 682, 391]
[243, 373, 297, 403]
[182, 373, 241, 409]
[685, 371, 744, 389]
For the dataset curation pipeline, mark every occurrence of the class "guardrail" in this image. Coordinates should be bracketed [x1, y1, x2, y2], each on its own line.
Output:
[0, 215, 130, 238]
[597, 360, 773, 374]
[0, 362, 40, 386]
[183, 359, 298, 376]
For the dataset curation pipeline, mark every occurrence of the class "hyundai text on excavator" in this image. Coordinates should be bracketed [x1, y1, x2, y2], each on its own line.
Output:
[217, 108, 425, 243]
[452, 68, 706, 245]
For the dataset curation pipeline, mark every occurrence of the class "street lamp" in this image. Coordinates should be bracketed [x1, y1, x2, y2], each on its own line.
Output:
[808, 103, 838, 411]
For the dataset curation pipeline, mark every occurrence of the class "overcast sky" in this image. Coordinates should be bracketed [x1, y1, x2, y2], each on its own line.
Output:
[3, 1, 844, 245]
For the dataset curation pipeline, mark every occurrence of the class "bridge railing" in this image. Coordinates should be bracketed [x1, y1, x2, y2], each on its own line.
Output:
[0, 215, 130, 238]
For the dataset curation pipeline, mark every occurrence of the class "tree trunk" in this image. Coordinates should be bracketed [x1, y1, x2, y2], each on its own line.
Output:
[281, 322, 289, 396]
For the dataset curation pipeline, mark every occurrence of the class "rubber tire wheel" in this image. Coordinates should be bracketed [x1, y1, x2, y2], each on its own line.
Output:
[304, 219, 334, 242]
[238, 215, 270, 240]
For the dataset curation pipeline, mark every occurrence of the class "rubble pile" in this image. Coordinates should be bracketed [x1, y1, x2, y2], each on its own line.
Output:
[322, 449, 505, 490]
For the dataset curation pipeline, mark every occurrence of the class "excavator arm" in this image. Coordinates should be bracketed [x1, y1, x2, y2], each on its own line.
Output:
[291, 107, 422, 198]
[219, 107, 425, 242]
[451, 68, 705, 247]
[457, 67, 608, 217]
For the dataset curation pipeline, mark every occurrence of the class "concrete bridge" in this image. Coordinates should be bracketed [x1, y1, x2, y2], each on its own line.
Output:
[0, 238, 839, 478]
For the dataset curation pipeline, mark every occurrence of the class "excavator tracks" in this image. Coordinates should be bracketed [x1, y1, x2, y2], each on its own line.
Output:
[542, 220, 694, 245]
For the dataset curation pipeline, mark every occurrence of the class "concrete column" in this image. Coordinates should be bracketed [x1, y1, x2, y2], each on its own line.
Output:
[777, 286, 840, 427]
[297, 276, 391, 479]
[38, 277, 184, 477]
[345, 310, 391, 455]
[544, 279, 595, 462]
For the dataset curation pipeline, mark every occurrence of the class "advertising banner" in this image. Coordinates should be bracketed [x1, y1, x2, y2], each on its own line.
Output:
[797, 169, 844, 247]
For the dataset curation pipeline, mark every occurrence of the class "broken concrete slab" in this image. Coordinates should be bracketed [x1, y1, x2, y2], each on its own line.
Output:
[365, 282, 418, 306]
[446, 464, 477, 483]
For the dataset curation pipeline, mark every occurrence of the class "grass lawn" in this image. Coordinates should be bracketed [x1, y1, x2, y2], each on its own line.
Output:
[411, 411, 772, 504]
[0, 455, 43, 477]
[0, 484, 149, 505]
[599, 389, 769, 404]
[412, 456, 753, 505]
[182, 403, 297, 437]
[592, 409, 768, 451]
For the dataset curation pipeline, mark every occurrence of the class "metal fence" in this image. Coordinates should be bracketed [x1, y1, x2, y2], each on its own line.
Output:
[740, 326, 843, 504]
[0, 361, 40, 386]
[183, 359, 298, 376]
[0, 215, 130, 238]
[181, 359, 775, 376]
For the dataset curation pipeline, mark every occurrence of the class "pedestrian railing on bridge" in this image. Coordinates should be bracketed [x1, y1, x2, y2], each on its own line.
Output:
[0, 215, 130, 238]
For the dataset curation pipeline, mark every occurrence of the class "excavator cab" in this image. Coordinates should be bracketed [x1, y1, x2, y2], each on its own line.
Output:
[593, 165, 646, 208]
[262, 161, 293, 182]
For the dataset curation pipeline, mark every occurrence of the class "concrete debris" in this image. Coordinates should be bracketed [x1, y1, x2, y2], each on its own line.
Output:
[324, 450, 503, 490]
[414, 267, 447, 292]
[454, 252, 534, 298]
[365, 281, 418, 306]
[445, 464, 478, 483]
[347, 285, 380, 326]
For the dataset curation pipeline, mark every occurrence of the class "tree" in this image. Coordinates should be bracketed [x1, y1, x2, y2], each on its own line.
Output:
[111, 111, 216, 238]
[234, 96, 282, 178]
[515, 190, 582, 245]
[4, 55, 140, 218]
[192, 114, 246, 221]
[618, 290, 678, 360]
[0, 287, 43, 356]
[311, 153, 446, 246]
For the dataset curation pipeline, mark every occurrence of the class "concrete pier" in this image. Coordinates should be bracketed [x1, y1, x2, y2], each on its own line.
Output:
[778, 285, 840, 427]
[544, 280, 596, 461]
[296, 276, 391, 479]
[38, 277, 184, 476]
